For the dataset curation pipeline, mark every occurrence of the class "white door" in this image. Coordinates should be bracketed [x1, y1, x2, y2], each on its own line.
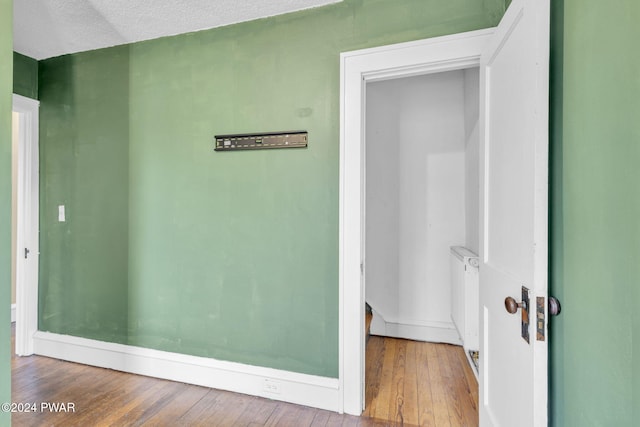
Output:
[479, 0, 550, 425]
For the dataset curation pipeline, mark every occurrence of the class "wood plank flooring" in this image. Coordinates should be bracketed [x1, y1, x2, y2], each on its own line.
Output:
[10, 326, 477, 426]
[362, 336, 477, 427]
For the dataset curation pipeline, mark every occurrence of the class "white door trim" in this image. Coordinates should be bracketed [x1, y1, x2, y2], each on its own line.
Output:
[12, 93, 40, 356]
[339, 28, 494, 415]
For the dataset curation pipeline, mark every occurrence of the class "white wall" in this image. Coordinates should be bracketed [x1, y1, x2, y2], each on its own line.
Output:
[365, 70, 470, 343]
[364, 82, 399, 320]
[464, 68, 480, 255]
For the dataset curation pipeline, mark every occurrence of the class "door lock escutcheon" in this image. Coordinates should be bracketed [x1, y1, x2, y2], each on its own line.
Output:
[504, 286, 530, 343]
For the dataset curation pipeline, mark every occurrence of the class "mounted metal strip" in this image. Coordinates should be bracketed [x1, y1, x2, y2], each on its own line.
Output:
[214, 131, 308, 151]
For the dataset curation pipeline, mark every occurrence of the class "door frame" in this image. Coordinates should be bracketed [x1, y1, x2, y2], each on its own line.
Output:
[338, 28, 494, 415]
[12, 93, 40, 356]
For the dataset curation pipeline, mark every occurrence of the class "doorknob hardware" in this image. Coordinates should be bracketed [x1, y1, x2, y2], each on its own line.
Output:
[24, 248, 30, 259]
[504, 286, 530, 343]
[504, 296, 527, 314]
[536, 296, 562, 342]
[548, 296, 561, 316]
[507, 295, 560, 316]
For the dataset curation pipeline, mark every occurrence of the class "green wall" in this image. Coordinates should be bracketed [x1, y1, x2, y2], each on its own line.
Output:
[40, 47, 131, 345]
[13, 51, 38, 99]
[16, 0, 640, 422]
[550, 0, 640, 425]
[38, 0, 504, 378]
[1, 0, 12, 424]
[548, 0, 565, 422]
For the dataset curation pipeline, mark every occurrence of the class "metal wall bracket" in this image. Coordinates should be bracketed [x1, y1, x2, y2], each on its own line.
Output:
[214, 131, 308, 151]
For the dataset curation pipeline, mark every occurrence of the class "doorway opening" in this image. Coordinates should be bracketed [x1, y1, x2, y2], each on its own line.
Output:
[364, 69, 480, 346]
[11, 93, 40, 357]
[338, 28, 494, 415]
[361, 65, 480, 423]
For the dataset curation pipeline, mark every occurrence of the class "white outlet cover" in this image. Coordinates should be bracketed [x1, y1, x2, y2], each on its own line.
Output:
[263, 378, 281, 394]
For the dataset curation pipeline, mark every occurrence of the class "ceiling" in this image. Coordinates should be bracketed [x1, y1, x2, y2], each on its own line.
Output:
[14, 0, 343, 60]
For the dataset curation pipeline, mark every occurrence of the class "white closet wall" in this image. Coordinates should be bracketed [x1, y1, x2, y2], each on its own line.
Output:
[364, 82, 400, 321]
[366, 70, 471, 343]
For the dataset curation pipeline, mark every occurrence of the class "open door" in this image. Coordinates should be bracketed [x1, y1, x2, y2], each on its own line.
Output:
[479, 0, 550, 426]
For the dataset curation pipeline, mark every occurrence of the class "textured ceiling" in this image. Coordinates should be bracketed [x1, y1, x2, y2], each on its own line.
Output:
[14, 0, 343, 60]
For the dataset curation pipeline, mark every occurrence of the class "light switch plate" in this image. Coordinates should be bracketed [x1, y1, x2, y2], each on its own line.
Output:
[58, 205, 65, 222]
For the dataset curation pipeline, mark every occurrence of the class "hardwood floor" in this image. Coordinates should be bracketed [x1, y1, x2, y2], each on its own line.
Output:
[363, 336, 478, 427]
[10, 326, 478, 426]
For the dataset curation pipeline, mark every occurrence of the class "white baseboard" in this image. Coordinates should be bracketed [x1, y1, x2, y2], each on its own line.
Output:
[33, 331, 341, 412]
[11, 304, 16, 323]
[370, 310, 462, 345]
